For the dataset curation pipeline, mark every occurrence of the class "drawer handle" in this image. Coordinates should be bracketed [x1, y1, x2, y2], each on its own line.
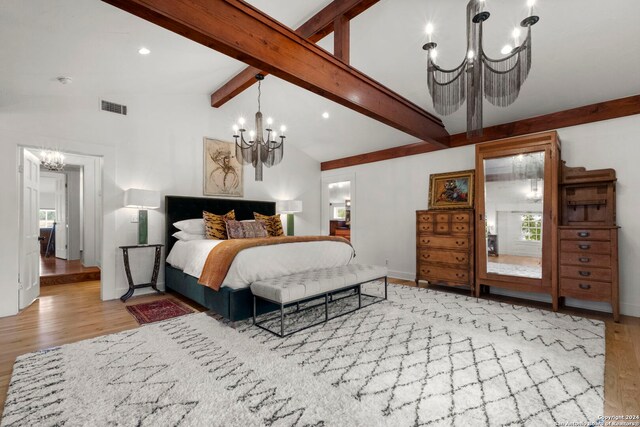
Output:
[456, 273, 465, 278]
[578, 283, 591, 290]
[456, 241, 464, 246]
[424, 254, 430, 259]
[578, 231, 590, 238]
[455, 257, 465, 262]
[579, 257, 590, 263]
[578, 244, 591, 250]
[579, 271, 591, 277]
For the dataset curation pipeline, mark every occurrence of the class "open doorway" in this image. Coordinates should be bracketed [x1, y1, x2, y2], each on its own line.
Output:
[38, 166, 100, 285]
[322, 173, 355, 246]
[19, 147, 102, 310]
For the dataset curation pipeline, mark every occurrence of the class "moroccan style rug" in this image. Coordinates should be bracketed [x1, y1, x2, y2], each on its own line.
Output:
[1, 283, 604, 426]
[126, 299, 194, 325]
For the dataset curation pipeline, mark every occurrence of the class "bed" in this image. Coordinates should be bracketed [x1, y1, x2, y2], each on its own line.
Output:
[164, 196, 355, 320]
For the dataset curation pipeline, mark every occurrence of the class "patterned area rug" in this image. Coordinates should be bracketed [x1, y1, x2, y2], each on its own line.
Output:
[487, 262, 542, 279]
[1, 283, 604, 426]
[126, 299, 194, 325]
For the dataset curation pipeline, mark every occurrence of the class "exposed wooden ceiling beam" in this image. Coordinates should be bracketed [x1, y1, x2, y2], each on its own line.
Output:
[102, 0, 449, 147]
[321, 94, 640, 171]
[210, 0, 379, 108]
[333, 15, 350, 63]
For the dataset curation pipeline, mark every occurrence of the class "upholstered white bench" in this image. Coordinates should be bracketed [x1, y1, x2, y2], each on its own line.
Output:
[251, 264, 388, 337]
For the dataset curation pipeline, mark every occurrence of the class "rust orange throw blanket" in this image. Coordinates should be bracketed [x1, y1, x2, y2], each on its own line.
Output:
[198, 236, 352, 291]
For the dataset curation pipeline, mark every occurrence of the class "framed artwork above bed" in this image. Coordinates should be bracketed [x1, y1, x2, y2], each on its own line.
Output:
[203, 138, 243, 197]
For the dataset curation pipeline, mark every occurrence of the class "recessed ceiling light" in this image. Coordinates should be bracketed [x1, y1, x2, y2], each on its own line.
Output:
[138, 47, 151, 55]
[322, 112, 330, 119]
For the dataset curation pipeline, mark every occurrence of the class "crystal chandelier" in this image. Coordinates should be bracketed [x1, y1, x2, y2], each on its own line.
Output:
[423, 0, 540, 137]
[40, 150, 65, 171]
[232, 74, 286, 181]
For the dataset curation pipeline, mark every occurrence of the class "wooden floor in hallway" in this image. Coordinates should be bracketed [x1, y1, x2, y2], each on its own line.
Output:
[0, 280, 638, 417]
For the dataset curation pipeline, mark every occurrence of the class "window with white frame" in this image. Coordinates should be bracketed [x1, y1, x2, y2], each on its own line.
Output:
[39, 209, 56, 228]
[333, 206, 346, 220]
[520, 214, 542, 241]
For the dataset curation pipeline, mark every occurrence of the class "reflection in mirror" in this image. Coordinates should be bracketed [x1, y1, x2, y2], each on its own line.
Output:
[484, 152, 544, 279]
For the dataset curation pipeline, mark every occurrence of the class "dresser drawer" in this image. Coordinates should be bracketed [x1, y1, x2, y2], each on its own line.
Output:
[418, 250, 469, 266]
[450, 222, 470, 233]
[435, 222, 450, 233]
[560, 265, 612, 282]
[418, 222, 434, 232]
[560, 252, 610, 268]
[417, 213, 434, 223]
[560, 278, 611, 301]
[435, 213, 450, 223]
[451, 212, 471, 223]
[418, 235, 469, 250]
[559, 229, 610, 241]
[560, 240, 611, 255]
[419, 265, 469, 283]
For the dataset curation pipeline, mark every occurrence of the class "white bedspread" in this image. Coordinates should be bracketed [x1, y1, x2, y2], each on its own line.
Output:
[166, 239, 355, 289]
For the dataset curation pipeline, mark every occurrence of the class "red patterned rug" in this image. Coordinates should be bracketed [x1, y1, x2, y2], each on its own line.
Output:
[126, 299, 195, 325]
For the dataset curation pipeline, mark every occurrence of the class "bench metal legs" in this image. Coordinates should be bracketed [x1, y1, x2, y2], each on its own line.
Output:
[253, 276, 388, 338]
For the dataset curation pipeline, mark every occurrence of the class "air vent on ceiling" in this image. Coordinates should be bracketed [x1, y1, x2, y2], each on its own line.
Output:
[101, 100, 127, 116]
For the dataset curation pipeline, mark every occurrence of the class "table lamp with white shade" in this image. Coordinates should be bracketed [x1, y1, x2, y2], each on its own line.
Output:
[124, 188, 161, 245]
[277, 200, 303, 236]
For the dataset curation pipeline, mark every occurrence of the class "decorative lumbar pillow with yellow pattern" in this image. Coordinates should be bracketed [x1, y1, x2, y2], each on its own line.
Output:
[203, 210, 235, 240]
[253, 212, 284, 237]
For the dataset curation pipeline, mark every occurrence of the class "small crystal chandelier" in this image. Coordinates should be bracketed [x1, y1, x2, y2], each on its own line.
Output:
[40, 150, 65, 171]
[232, 74, 286, 181]
[423, 0, 540, 137]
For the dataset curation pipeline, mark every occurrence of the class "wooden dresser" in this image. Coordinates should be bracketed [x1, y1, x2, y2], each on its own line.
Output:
[416, 209, 474, 293]
[558, 163, 619, 322]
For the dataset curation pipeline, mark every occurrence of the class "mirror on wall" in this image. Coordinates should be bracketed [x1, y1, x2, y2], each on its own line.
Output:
[483, 152, 545, 279]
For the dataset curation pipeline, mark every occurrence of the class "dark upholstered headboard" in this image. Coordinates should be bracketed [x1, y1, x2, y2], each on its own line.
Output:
[165, 196, 276, 254]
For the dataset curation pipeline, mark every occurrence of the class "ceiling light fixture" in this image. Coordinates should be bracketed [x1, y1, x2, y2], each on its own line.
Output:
[40, 150, 65, 171]
[322, 112, 330, 119]
[232, 74, 286, 181]
[501, 44, 514, 55]
[138, 47, 151, 55]
[422, 0, 540, 137]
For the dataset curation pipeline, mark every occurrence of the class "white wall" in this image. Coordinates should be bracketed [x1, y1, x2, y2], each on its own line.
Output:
[323, 115, 640, 317]
[0, 93, 321, 317]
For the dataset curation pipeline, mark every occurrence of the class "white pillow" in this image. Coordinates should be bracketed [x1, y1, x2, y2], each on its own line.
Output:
[172, 231, 206, 241]
[173, 218, 205, 235]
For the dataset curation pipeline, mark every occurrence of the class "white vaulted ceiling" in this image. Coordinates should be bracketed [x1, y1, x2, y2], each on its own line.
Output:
[1, 0, 639, 161]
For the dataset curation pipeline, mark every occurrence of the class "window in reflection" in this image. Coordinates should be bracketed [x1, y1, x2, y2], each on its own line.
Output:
[484, 152, 544, 279]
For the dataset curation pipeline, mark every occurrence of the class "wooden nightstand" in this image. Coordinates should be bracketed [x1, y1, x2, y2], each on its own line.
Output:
[119, 244, 164, 302]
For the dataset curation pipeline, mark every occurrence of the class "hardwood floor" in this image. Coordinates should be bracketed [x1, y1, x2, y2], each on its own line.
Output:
[489, 254, 541, 267]
[0, 280, 638, 418]
[40, 257, 101, 285]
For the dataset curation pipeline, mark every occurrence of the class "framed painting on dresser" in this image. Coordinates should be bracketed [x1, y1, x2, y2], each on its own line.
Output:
[428, 170, 475, 210]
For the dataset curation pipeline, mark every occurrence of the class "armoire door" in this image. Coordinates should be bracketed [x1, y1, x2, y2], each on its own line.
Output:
[475, 132, 560, 309]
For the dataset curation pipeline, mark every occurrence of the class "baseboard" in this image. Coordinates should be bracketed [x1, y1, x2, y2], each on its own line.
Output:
[113, 282, 166, 301]
[393, 270, 640, 318]
[388, 270, 415, 281]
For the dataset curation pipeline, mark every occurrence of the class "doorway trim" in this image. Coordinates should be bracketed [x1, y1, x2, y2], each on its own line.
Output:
[17, 145, 105, 312]
[321, 172, 356, 249]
